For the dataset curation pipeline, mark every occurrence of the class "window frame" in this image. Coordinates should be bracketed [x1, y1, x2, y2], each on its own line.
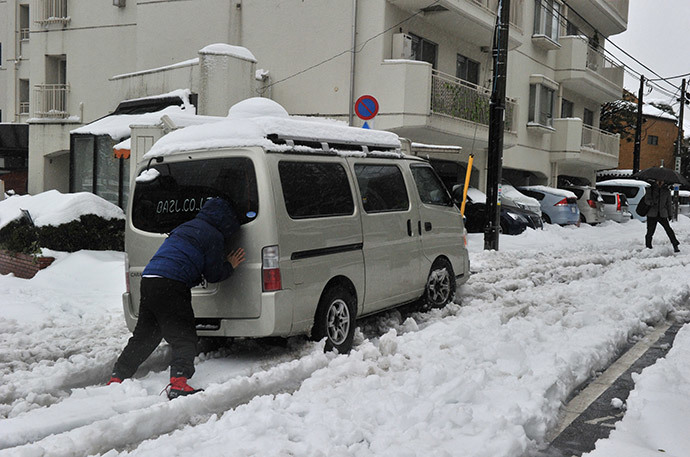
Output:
[647, 135, 659, 146]
[410, 164, 453, 207]
[456, 53, 480, 86]
[409, 33, 438, 69]
[529, 83, 555, 128]
[533, 0, 561, 44]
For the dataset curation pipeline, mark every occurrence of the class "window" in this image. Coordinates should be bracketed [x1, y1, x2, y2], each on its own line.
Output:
[279, 161, 354, 219]
[648, 135, 659, 146]
[36, 0, 69, 25]
[529, 84, 555, 127]
[456, 54, 479, 85]
[354, 164, 409, 213]
[533, 0, 560, 43]
[130, 157, 259, 233]
[19, 79, 30, 115]
[410, 34, 438, 69]
[583, 108, 594, 127]
[410, 166, 453, 207]
[0, 43, 2, 66]
[20, 5, 30, 40]
[566, 21, 579, 36]
[561, 99, 573, 118]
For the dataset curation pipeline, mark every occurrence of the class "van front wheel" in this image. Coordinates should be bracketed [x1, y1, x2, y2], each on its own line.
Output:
[424, 259, 456, 309]
[312, 286, 356, 354]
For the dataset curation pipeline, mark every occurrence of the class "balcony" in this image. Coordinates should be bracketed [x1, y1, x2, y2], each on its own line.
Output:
[387, 0, 523, 50]
[431, 70, 517, 133]
[552, 118, 619, 169]
[562, 0, 628, 36]
[554, 35, 624, 102]
[33, 84, 70, 119]
[35, 0, 70, 26]
[371, 61, 518, 151]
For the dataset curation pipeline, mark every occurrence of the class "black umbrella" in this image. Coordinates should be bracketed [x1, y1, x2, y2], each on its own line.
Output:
[633, 167, 689, 186]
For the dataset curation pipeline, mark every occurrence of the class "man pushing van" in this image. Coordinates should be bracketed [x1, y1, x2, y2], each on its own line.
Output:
[109, 197, 246, 399]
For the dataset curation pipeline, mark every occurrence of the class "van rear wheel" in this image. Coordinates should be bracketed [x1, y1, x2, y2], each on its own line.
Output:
[423, 258, 456, 309]
[312, 285, 356, 354]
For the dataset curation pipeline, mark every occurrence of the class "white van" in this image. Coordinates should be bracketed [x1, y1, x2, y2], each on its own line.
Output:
[122, 99, 470, 353]
[596, 179, 650, 221]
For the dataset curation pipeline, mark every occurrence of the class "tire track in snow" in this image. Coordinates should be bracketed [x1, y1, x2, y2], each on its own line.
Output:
[0, 343, 334, 456]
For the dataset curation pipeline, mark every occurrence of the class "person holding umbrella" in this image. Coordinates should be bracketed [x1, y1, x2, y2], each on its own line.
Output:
[644, 179, 680, 252]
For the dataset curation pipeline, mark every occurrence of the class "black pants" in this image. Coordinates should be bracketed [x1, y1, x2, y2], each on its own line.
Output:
[113, 277, 197, 379]
[646, 216, 679, 248]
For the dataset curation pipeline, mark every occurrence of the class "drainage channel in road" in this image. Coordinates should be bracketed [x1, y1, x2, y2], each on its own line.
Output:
[537, 320, 684, 457]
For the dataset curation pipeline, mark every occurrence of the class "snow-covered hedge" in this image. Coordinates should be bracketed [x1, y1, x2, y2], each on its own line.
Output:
[0, 191, 125, 254]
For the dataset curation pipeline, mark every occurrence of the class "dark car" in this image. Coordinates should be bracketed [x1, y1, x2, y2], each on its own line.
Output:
[455, 186, 543, 235]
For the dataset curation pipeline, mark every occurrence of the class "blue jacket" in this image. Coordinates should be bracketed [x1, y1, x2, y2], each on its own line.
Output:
[143, 198, 241, 288]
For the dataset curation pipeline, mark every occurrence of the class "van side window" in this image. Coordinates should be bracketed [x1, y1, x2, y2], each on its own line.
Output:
[354, 164, 410, 213]
[410, 165, 453, 207]
[279, 161, 354, 218]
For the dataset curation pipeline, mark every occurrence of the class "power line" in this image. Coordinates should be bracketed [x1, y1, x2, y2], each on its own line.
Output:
[259, 0, 442, 92]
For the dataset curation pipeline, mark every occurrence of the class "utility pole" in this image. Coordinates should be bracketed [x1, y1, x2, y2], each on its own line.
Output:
[484, 0, 510, 251]
[673, 78, 686, 220]
[633, 75, 644, 175]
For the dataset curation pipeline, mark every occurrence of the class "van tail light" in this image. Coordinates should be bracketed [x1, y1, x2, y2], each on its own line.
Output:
[262, 245, 282, 292]
[124, 253, 130, 294]
[587, 199, 597, 209]
[554, 198, 568, 206]
[616, 194, 622, 212]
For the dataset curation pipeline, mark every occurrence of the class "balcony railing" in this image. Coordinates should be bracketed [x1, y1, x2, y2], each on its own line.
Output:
[36, 0, 70, 25]
[581, 124, 619, 156]
[34, 84, 70, 118]
[431, 70, 516, 132]
[20, 28, 30, 41]
[19, 102, 30, 115]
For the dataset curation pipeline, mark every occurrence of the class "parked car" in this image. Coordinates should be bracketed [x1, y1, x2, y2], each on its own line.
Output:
[124, 104, 470, 354]
[596, 179, 650, 221]
[501, 181, 542, 215]
[561, 185, 606, 224]
[455, 186, 543, 235]
[518, 185, 580, 225]
[599, 191, 632, 223]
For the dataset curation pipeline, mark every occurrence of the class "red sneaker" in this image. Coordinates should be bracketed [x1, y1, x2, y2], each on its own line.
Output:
[166, 377, 203, 400]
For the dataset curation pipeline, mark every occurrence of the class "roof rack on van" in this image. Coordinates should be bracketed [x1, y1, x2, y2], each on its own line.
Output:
[266, 134, 402, 157]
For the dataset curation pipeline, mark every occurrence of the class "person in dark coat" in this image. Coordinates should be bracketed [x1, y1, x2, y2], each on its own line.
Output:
[109, 197, 246, 399]
[644, 180, 680, 252]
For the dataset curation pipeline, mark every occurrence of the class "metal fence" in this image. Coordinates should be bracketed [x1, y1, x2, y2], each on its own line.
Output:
[431, 70, 517, 132]
[34, 84, 70, 118]
[36, 0, 69, 24]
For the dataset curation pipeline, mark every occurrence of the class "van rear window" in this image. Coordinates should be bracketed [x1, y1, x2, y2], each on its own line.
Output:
[131, 157, 258, 233]
[279, 161, 354, 219]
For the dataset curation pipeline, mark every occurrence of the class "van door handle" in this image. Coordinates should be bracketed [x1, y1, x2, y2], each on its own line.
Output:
[425, 222, 432, 232]
[407, 219, 412, 236]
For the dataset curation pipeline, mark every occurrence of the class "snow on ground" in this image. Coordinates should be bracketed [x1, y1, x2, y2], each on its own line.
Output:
[1, 218, 690, 456]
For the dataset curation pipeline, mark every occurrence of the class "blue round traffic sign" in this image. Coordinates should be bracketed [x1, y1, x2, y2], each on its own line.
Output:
[355, 95, 379, 120]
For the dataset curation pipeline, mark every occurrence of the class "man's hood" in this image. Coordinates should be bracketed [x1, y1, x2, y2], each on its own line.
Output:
[196, 198, 240, 238]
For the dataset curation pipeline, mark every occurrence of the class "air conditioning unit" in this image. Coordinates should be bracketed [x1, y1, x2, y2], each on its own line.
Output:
[113, 0, 126, 7]
[392, 33, 413, 60]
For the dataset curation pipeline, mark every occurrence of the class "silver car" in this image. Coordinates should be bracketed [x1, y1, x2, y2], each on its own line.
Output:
[599, 191, 632, 223]
[561, 186, 606, 225]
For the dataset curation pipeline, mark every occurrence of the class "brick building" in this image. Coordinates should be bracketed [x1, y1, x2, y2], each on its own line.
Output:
[618, 104, 678, 171]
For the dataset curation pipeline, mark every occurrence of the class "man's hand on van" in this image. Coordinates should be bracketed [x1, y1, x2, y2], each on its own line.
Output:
[227, 248, 246, 269]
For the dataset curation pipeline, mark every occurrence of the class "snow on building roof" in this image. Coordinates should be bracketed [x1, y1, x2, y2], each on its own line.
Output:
[199, 43, 256, 62]
[143, 98, 401, 159]
[70, 105, 191, 140]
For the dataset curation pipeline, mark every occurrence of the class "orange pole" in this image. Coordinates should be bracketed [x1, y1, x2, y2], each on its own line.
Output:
[460, 154, 474, 216]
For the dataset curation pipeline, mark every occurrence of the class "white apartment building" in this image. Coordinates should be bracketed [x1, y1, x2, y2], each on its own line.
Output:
[0, 0, 628, 206]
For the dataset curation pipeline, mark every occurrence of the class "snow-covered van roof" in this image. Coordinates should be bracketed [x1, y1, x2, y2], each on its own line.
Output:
[142, 98, 402, 160]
